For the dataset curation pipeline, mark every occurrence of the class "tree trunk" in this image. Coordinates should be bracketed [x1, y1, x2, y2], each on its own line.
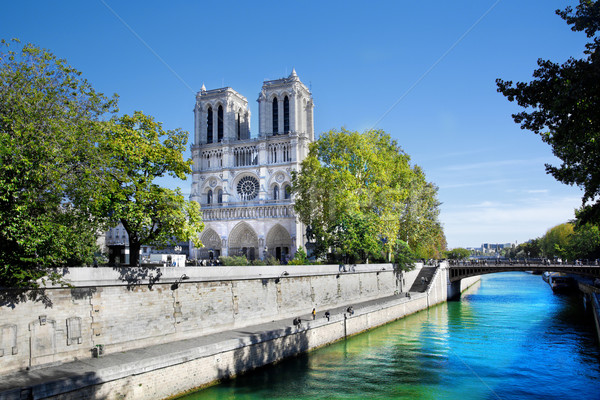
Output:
[129, 240, 141, 267]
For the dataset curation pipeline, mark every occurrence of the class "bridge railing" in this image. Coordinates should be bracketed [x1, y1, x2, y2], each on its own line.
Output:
[448, 258, 599, 267]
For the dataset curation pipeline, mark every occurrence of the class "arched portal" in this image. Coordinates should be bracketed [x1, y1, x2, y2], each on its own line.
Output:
[199, 228, 221, 260]
[266, 224, 292, 262]
[229, 222, 259, 260]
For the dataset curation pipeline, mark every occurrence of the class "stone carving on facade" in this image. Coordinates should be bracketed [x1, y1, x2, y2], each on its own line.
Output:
[201, 229, 222, 249]
[229, 222, 258, 247]
[266, 224, 292, 247]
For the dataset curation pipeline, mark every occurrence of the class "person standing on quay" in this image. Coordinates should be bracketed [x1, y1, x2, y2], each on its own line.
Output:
[312, 308, 316, 320]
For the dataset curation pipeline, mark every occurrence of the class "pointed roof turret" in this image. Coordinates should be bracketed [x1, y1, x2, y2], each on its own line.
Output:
[289, 68, 297, 78]
[201, 83, 207, 92]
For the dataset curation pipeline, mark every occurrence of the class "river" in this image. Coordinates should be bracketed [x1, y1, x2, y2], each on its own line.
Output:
[179, 272, 600, 399]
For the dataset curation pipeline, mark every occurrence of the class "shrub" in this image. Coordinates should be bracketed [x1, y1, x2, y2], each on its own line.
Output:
[219, 255, 249, 266]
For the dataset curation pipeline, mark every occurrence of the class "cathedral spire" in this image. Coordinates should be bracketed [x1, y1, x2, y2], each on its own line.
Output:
[289, 68, 297, 78]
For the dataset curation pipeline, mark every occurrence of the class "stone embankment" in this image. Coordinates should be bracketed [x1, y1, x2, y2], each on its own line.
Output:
[0, 262, 479, 400]
[578, 281, 600, 344]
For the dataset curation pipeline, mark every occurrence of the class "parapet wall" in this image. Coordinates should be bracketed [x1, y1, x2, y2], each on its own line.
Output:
[0, 263, 412, 375]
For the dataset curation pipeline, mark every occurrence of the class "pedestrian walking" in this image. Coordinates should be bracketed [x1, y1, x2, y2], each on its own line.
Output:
[325, 311, 330, 321]
[312, 308, 316, 320]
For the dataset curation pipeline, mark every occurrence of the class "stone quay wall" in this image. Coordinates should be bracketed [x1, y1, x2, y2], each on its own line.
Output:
[0, 262, 481, 399]
[0, 263, 421, 376]
[45, 294, 435, 400]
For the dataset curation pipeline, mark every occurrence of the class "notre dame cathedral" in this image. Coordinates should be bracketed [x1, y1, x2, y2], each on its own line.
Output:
[189, 70, 314, 261]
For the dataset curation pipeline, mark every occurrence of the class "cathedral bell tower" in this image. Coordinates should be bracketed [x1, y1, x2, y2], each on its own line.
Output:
[258, 69, 314, 141]
[193, 85, 251, 145]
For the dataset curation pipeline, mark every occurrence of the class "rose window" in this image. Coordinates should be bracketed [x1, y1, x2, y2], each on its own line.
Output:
[237, 176, 259, 200]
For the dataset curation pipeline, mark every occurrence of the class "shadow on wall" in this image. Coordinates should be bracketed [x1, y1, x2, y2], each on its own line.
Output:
[216, 324, 311, 384]
[0, 266, 78, 308]
[111, 265, 162, 291]
[0, 287, 53, 309]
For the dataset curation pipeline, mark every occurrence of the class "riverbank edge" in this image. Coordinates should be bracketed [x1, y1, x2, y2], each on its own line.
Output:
[591, 292, 600, 344]
[0, 274, 480, 400]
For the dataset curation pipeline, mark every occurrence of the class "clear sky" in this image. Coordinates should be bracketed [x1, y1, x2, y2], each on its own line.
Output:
[1, 1, 589, 249]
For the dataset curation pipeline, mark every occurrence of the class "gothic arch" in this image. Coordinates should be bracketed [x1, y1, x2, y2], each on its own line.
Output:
[278, 90, 292, 101]
[282, 182, 292, 199]
[228, 222, 259, 260]
[266, 224, 292, 261]
[270, 183, 280, 200]
[199, 228, 222, 259]
[202, 175, 220, 190]
[267, 170, 289, 187]
[201, 228, 221, 249]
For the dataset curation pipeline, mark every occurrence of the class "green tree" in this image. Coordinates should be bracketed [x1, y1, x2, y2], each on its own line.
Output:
[99, 111, 203, 267]
[569, 223, 600, 260]
[497, 1, 600, 224]
[517, 239, 542, 258]
[540, 222, 574, 259]
[394, 240, 417, 271]
[413, 223, 447, 260]
[445, 248, 471, 260]
[287, 246, 309, 265]
[0, 40, 117, 287]
[292, 128, 443, 263]
[399, 166, 446, 259]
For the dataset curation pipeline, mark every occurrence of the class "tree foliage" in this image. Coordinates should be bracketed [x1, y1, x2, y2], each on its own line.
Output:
[506, 222, 600, 261]
[292, 128, 445, 263]
[0, 40, 203, 286]
[445, 248, 471, 260]
[98, 111, 203, 267]
[287, 246, 309, 265]
[496, 1, 600, 224]
[569, 222, 600, 259]
[540, 222, 574, 259]
[0, 40, 117, 287]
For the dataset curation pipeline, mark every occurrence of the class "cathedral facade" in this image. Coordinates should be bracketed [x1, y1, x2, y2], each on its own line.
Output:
[189, 71, 314, 261]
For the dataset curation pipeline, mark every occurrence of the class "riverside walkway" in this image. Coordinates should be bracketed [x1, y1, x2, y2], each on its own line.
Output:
[0, 292, 423, 400]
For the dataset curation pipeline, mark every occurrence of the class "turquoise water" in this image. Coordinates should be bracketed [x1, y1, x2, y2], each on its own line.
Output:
[180, 272, 600, 399]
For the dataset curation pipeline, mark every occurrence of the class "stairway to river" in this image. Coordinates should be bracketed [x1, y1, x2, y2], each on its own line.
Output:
[409, 266, 438, 292]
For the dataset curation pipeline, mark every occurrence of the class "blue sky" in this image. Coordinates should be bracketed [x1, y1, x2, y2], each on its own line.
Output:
[1, 1, 589, 248]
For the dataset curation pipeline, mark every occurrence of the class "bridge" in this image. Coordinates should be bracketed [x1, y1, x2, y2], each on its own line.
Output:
[447, 261, 600, 282]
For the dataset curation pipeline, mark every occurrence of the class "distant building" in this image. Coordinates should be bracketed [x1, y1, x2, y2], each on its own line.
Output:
[467, 242, 514, 254]
[105, 223, 188, 265]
